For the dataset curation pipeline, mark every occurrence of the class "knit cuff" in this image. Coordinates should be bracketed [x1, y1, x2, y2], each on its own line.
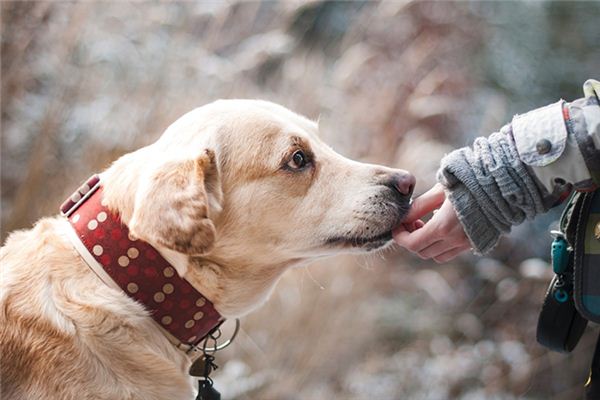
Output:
[444, 183, 502, 254]
[437, 147, 504, 254]
[436, 124, 554, 254]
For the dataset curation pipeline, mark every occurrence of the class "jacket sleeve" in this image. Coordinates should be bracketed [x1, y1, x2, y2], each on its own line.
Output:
[437, 79, 600, 254]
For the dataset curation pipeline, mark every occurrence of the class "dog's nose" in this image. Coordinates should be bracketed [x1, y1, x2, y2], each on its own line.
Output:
[383, 172, 416, 197]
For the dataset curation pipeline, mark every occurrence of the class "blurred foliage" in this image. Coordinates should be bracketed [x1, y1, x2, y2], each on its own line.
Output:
[1, 1, 599, 399]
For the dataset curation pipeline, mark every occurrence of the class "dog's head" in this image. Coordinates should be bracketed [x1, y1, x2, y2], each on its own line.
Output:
[103, 100, 414, 315]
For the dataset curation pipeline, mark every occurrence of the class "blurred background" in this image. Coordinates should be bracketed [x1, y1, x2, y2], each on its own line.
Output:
[2, 1, 599, 399]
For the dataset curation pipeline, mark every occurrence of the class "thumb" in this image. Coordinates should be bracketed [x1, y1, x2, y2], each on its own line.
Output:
[403, 183, 446, 222]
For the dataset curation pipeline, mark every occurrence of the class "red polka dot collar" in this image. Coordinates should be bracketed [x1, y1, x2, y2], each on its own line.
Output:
[60, 175, 224, 349]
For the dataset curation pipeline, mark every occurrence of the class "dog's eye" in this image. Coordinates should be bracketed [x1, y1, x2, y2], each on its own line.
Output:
[288, 150, 308, 169]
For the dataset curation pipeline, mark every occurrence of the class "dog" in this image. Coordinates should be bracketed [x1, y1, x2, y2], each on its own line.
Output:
[0, 100, 415, 399]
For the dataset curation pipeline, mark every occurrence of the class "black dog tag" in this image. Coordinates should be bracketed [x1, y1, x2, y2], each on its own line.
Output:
[191, 354, 221, 400]
[196, 379, 221, 400]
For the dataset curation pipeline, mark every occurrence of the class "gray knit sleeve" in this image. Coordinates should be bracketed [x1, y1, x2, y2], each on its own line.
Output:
[437, 125, 555, 254]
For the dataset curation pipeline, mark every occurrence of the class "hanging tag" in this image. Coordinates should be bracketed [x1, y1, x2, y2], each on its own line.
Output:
[189, 356, 212, 377]
[188, 320, 241, 400]
[191, 354, 220, 400]
[195, 379, 221, 400]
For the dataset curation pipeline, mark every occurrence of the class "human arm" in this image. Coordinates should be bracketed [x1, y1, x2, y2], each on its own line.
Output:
[394, 79, 600, 259]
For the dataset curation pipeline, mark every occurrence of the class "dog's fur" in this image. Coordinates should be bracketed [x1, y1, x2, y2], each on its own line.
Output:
[1, 100, 413, 399]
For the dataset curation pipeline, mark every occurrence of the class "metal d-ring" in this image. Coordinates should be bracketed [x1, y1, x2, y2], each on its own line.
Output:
[201, 318, 240, 353]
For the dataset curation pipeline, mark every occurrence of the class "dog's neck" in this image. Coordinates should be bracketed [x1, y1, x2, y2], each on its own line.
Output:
[140, 240, 291, 318]
[62, 179, 226, 347]
[184, 256, 291, 317]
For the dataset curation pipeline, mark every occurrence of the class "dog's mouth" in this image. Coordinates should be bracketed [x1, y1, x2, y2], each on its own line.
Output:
[324, 193, 410, 252]
[325, 230, 394, 251]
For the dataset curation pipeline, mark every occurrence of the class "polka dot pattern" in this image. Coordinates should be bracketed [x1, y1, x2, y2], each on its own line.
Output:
[92, 245, 103, 256]
[60, 175, 100, 216]
[127, 247, 139, 259]
[66, 180, 223, 346]
[118, 256, 130, 267]
[127, 282, 139, 294]
[163, 283, 174, 294]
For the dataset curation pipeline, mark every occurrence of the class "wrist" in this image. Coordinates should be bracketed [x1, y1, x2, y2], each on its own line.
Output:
[444, 183, 501, 255]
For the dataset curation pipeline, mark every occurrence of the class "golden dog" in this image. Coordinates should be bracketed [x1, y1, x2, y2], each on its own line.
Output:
[1, 100, 414, 399]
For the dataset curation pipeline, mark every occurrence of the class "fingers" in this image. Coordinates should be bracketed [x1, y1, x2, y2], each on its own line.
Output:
[419, 240, 470, 261]
[403, 183, 445, 222]
[394, 196, 471, 263]
[418, 240, 452, 259]
[393, 218, 442, 253]
[393, 219, 425, 234]
[432, 245, 471, 263]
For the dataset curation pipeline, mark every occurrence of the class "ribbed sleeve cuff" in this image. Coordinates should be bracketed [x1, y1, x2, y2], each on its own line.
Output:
[445, 183, 501, 254]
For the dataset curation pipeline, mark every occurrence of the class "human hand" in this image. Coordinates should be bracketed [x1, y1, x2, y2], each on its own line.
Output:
[393, 183, 471, 263]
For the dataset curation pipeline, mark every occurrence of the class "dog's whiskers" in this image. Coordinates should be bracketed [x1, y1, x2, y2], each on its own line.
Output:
[357, 254, 374, 270]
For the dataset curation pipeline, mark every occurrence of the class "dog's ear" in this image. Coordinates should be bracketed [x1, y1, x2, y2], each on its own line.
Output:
[128, 150, 222, 255]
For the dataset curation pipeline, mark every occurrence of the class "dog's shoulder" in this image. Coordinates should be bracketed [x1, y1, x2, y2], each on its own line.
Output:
[1, 218, 83, 398]
[1, 217, 195, 399]
[2, 217, 77, 300]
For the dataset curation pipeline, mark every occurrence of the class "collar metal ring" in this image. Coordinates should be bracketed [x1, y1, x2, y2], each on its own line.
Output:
[199, 318, 240, 353]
